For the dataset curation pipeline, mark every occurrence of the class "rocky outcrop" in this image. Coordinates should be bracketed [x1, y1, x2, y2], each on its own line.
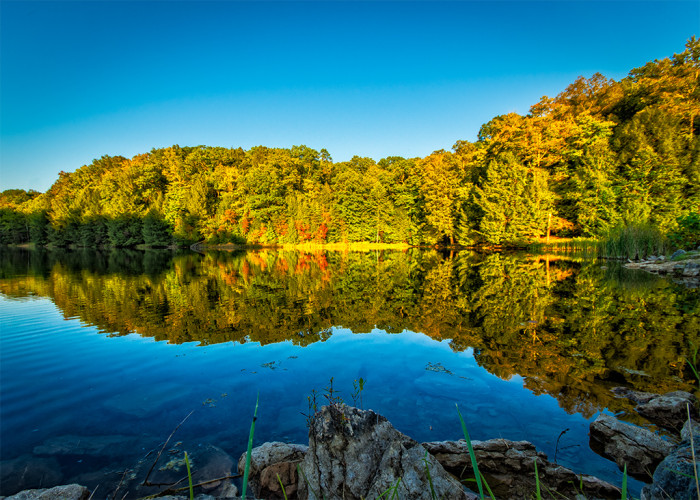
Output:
[589, 413, 675, 480]
[2, 484, 90, 500]
[423, 439, 621, 500]
[238, 441, 308, 499]
[297, 405, 474, 500]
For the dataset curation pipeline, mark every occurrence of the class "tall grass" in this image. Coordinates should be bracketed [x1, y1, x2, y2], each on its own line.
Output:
[600, 223, 668, 260]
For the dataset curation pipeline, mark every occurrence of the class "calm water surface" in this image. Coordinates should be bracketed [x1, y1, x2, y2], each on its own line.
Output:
[1, 248, 698, 497]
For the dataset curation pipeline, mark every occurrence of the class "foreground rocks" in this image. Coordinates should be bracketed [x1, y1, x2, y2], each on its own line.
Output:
[238, 441, 308, 499]
[423, 439, 621, 499]
[2, 484, 89, 500]
[297, 404, 473, 500]
[595, 388, 700, 498]
[589, 413, 675, 480]
[641, 417, 700, 500]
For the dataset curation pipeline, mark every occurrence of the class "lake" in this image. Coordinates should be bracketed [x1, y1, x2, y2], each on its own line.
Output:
[1, 247, 698, 497]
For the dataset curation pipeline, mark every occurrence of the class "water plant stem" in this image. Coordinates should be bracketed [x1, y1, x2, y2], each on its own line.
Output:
[184, 452, 193, 500]
[241, 392, 259, 499]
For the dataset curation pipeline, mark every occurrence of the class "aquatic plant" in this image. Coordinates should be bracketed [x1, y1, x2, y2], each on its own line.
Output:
[351, 377, 366, 409]
[184, 452, 193, 500]
[241, 392, 259, 500]
[600, 223, 668, 260]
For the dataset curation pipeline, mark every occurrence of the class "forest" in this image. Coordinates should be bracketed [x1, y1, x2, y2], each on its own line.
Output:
[1, 38, 698, 248]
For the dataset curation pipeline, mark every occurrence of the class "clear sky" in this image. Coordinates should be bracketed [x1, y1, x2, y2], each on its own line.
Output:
[1, 0, 697, 192]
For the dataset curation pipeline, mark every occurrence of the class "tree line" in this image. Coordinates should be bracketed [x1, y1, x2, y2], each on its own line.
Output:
[1, 38, 698, 248]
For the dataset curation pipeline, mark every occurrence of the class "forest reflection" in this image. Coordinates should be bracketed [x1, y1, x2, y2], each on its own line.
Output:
[1, 247, 698, 418]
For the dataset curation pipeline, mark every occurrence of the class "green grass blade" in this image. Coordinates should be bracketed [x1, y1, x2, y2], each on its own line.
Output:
[276, 473, 289, 500]
[534, 458, 542, 500]
[184, 451, 193, 500]
[241, 392, 259, 499]
[479, 471, 496, 500]
[621, 463, 627, 500]
[456, 404, 485, 500]
[423, 451, 438, 500]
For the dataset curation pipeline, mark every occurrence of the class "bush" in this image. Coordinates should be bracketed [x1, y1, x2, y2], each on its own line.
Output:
[669, 213, 700, 251]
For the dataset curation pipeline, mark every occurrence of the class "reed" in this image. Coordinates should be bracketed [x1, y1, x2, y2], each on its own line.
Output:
[184, 452, 193, 500]
[456, 404, 487, 500]
[600, 223, 668, 260]
[241, 392, 259, 500]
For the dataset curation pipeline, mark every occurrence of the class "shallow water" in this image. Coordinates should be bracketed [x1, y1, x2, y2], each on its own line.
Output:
[1, 247, 697, 497]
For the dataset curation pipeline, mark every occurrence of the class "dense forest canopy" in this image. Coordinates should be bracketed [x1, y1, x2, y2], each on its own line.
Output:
[1, 38, 699, 247]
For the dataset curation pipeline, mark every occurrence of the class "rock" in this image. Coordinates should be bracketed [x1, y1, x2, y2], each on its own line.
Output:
[635, 391, 698, 432]
[657, 255, 666, 261]
[681, 419, 700, 442]
[671, 249, 687, 259]
[33, 434, 158, 458]
[102, 383, 187, 417]
[589, 414, 675, 480]
[3, 484, 90, 500]
[0, 455, 63, 496]
[424, 439, 621, 500]
[78, 442, 238, 499]
[641, 439, 700, 499]
[610, 387, 657, 405]
[238, 442, 308, 499]
[684, 262, 700, 277]
[297, 405, 472, 500]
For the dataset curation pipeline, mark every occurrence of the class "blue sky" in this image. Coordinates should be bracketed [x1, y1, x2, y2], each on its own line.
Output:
[1, 1, 697, 192]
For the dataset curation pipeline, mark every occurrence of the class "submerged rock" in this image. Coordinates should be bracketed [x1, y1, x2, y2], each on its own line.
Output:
[610, 387, 657, 405]
[424, 439, 621, 500]
[297, 405, 473, 500]
[0, 455, 63, 496]
[3, 484, 90, 500]
[589, 413, 674, 480]
[238, 441, 308, 499]
[64, 442, 237, 499]
[33, 434, 157, 459]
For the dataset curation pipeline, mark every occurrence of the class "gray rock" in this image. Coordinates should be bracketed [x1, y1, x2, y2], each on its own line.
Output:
[681, 419, 700, 442]
[657, 255, 666, 261]
[641, 440, 700, 500]
[3, 484, 89, 500]
[297, 405, 472, 500]
[424, 439, 621, 500]
[0, 455, 63, 496]
[636, 391, 698, 432]
[238, 442, 308, 499]
[589, 414, 675, 480]
[610, 387, 657, 405]
[671, 249, 687, 259]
